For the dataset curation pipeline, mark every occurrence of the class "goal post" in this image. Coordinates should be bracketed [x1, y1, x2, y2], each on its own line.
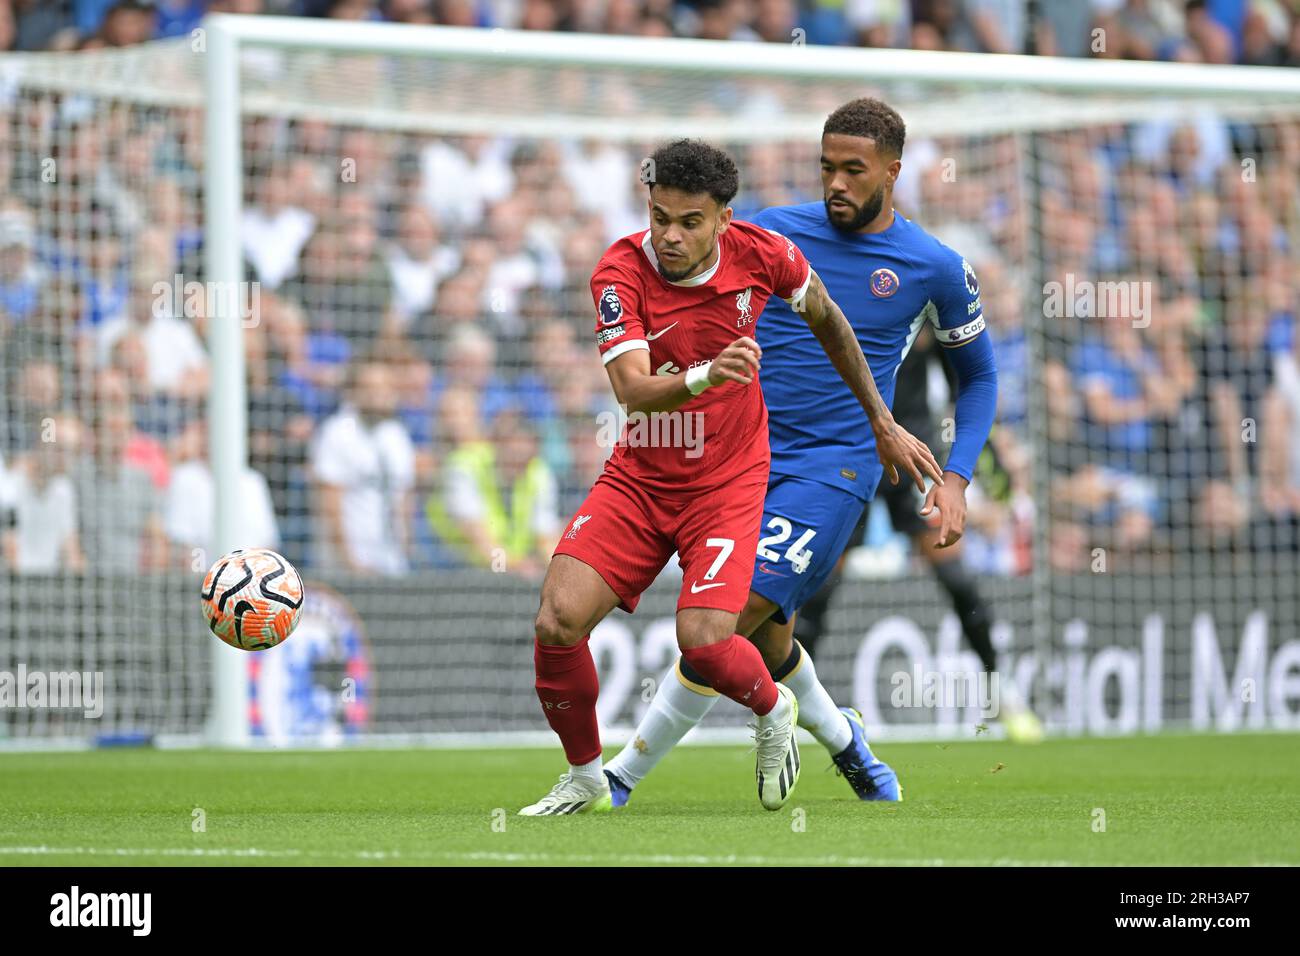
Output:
[204, 17, 250, 748]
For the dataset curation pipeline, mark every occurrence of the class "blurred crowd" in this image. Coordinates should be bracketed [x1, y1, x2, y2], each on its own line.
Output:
[2, 0, 1300, 66]
[0, 3, 1298, 580]
[1008, 120, 1300, 571]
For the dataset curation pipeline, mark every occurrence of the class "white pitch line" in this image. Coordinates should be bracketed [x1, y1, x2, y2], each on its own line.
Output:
[421, 850, 1081, 867]
[0, 845, 1101, 866]
[3, 845, 1292, 866]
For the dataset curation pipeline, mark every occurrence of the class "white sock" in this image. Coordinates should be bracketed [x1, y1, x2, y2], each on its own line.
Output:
[764, 684, 793, 721]
[569, 755, 604, 787]
[784, 643, 853, 755]
[606, 661, 719, 788]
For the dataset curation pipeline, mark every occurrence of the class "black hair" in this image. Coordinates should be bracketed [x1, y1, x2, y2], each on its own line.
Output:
[823, 98, 907, 159]
[643, 138, 739, 207]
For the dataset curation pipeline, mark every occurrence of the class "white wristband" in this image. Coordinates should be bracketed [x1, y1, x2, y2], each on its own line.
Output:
[685, 362, 713, 396]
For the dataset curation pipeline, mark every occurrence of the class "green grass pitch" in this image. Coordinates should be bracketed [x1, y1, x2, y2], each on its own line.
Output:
[1, 733, 1297, 866]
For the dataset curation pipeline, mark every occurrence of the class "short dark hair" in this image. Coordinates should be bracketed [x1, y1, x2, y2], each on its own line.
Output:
[644, 139, 739, 207]
[823, 98, 906, 159]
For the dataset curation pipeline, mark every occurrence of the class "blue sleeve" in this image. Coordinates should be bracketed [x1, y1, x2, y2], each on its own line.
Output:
[929, 251, 997, 483]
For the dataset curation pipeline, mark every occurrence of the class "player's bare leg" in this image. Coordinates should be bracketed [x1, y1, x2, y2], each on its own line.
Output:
[520, 554, 623, 816]
[534, 553, 622, 648]
[736, 591, 782, 654]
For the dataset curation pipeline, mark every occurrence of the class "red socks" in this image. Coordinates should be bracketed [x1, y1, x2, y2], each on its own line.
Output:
[681, 635, 779, 715]
[534, 634, 602, 766]
[535, 634, 777, 764]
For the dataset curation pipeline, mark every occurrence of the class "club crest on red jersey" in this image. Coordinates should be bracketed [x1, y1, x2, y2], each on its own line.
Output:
[736, 286, 754, 327]
[870, 268, 900, 298]
[598, 284, 623, 326]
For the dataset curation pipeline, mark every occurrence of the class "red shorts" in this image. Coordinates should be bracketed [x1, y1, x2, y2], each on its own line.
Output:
[553, 467, 768, 615]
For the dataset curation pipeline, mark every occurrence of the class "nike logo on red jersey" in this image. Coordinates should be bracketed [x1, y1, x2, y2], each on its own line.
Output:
[690, 581, 726, 593]
[646, 322, 678, 341]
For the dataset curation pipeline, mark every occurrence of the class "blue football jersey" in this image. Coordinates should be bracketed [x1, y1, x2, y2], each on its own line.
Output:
[752, 202, 996, 498]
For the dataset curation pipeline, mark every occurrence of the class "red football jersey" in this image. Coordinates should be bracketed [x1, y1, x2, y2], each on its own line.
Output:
[590, 219, 812, 494]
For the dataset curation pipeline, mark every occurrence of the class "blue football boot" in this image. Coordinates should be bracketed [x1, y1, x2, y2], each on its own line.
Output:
[604, 769, 633, 808]
[831, 707, 902, 801]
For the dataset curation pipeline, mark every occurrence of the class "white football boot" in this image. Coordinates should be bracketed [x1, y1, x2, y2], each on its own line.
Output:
[518, 771, 613, 816]
[752, 683, 801, 810]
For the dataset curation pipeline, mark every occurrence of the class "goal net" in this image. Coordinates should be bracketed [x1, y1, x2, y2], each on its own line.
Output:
[1, 17, 1298, 746]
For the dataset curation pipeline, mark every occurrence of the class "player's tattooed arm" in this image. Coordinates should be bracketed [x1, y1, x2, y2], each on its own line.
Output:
[798, 269, 945, 492]
[798, 270, 888, 422]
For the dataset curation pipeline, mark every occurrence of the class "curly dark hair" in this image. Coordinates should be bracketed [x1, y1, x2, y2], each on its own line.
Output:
[823, 98, 906, 159]
[643, 139, 740, 207]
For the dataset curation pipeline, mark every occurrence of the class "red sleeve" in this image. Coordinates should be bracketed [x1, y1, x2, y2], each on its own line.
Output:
[590, 260, 649, 367]
[751, 225, 812, 307]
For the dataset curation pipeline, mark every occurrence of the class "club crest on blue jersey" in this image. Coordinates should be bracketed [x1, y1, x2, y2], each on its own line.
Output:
[870, 268, 900, 298]
[598, 284, 623, 326]
[963, 259, 979, 296]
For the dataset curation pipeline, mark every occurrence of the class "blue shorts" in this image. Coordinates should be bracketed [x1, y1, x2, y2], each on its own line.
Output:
[749, 473, 868, 625]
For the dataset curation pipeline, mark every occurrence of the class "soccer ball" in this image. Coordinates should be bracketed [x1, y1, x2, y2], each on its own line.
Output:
[200, 548, 305, 651]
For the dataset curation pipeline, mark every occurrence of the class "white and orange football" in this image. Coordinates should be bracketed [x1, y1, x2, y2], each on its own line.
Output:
[200, 548, 305, 651]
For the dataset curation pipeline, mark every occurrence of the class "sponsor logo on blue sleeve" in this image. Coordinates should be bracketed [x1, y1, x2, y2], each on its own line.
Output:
[941, 316, 986, 346]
